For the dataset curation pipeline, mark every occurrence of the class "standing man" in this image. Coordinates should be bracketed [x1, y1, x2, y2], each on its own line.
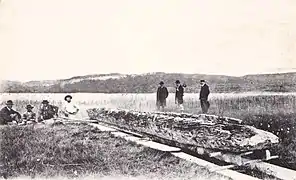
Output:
[175, 80, 184, 111]
[61, 95, 79, 119]
[37, 100, 59, 122]
[0, 100, 21, 125]
[156, 81, 169, 111]
[199, 80, 210, 114]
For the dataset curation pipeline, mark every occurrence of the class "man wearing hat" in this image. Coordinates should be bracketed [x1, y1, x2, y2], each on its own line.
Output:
[0, 100, 21, 125]
[156, 81, 169, 111]
[175, 80, 185, 111]
[37, 100, 59, 122]
[22, 105, 36, 123]
[61, 95, 79, 119]
[199, 80, 210, 113]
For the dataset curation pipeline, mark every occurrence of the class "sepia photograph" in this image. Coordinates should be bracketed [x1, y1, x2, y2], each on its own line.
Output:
[0, 0, 296, 179]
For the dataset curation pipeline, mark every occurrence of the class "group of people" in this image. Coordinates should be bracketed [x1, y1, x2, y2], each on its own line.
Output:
[0, 95, 79, 125]
[157, 79, 210, 113]
[0, 80, 210, 125]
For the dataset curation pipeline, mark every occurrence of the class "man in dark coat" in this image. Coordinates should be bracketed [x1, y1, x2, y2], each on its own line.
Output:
[37, 100, 59, 122]
[156, 81, 169, 111]
[199, 80, 210, 113]
[0, 100, 21, 125]
[175, 80, 184, 111]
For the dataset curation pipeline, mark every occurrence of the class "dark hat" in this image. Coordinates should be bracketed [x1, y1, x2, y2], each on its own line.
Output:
[42, 100, 49, 104]
[200, 80, 205, 83]
[159, 81, 164, 85]
[64, 95, 72, 101]
[6, 100, 13, 105]
[175, 80, 180, 84]
[26, 104, 34, 109]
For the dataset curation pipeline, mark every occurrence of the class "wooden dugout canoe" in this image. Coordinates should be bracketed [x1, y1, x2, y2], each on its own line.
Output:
[87, 108, 279, 153]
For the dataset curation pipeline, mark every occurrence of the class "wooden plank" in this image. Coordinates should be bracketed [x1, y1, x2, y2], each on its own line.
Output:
[57, 117, 98, 123]
[209, 164, 236, 172]
[208, 150, 296, 180]
[240, 151, 253, 156]
[242, 159, 296, 180]
[172, 152, 259, 180]
[209, 152, 222, 157]
[135, 140, 181, 152]
[90, 123, 117, 132]
[186, 146, 296, 180]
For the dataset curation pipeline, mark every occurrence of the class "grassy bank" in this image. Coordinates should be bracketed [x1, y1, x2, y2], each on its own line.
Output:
[0, 123, 228, 180]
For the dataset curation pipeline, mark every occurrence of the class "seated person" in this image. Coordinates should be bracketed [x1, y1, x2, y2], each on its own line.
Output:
[37, 100, 59, 122]
[22, 104, 36, 124]
[0, 100, 21, 125]
[61, 95, 79, 119]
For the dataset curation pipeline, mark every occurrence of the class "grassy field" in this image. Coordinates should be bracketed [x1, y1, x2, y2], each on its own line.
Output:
[0, 123, 229, 180]
[1, 92, 296, 174]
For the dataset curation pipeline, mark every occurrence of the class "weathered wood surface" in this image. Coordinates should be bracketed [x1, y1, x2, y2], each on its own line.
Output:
[87, 108, 279, 153]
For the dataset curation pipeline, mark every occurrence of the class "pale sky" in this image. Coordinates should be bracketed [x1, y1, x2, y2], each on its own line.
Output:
[0, 0, 296, 81]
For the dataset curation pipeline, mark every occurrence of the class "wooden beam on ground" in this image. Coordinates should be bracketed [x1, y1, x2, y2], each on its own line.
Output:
[209, 164, 236, 172]
[76, 122, 116, 132]
[172, 152, 259, 180]
[57, 117, 98, 123]
[242, 158, 296, 180]
[209, 152, 222, 157]
[206, 150, 296, 180]
[240, 151, 253, 156]
[184, 146, 296, 180]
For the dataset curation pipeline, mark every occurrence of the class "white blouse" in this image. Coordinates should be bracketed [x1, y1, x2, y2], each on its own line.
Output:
[63, 101, 79, 114]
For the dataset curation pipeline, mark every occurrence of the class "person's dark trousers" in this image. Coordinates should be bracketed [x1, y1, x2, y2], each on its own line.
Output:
[200, 99, 210, 114]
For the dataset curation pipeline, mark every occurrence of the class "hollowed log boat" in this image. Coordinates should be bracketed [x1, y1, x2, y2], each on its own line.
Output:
[87, 108, 279, 153]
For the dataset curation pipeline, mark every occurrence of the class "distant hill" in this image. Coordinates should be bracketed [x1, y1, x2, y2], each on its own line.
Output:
[1, 72, 296, 93]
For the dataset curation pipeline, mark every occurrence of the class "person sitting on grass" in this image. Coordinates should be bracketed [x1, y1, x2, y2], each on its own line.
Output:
[22, 104, 36, 124]
[37, 100, 59, 122]
[61, 95, 79, 119]
[0, 100, 21, 125]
